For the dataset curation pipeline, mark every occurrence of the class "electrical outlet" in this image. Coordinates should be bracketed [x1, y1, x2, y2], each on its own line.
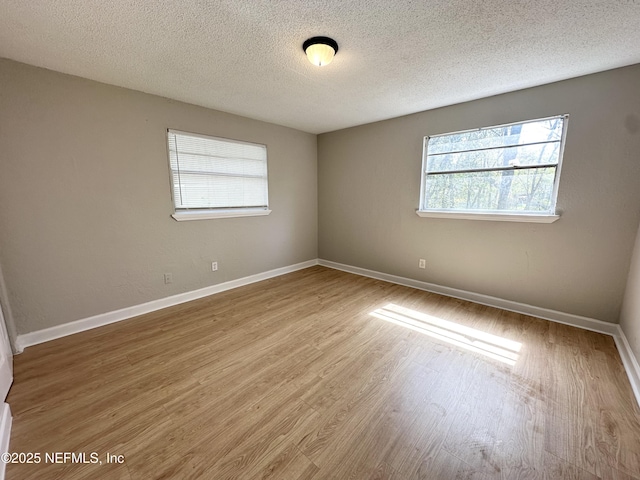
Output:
[164, 273, 173, 284]
[419, 259, 426, 269]
[211, 261, 218, 272]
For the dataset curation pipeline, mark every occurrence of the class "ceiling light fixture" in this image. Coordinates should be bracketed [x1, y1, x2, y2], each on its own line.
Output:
[303, 36, 339, 67]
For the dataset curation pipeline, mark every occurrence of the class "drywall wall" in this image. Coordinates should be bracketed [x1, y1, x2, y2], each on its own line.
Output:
[0, 58, 318, 335]
[621, 223, 640, 361]
[318, 64, 640, 323]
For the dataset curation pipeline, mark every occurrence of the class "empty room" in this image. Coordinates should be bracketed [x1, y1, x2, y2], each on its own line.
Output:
[1, 1, 640, 479]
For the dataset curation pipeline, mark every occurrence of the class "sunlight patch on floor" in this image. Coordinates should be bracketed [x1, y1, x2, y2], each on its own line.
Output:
[370, 303, 522, 366]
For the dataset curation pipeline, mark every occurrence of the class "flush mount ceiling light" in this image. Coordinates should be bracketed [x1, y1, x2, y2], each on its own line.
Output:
[303, 36, 339, 67]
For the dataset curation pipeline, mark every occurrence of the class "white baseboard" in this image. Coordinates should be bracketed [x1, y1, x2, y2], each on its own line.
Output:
[15, 259, 318, 352]
[0, 403, 11, 480]
[319, 259, 618, 335]
[613, 327, 640, 408]
[318, 259, 640, 408]
[13, 257, 640, 409]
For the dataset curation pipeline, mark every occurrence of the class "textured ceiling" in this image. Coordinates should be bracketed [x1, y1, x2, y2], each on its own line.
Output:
[0, 1, 639, 134]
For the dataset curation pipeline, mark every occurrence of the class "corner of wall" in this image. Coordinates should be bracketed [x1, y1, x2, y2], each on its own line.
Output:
[619, 218, 640, 407]
[0, 263, 18, 354]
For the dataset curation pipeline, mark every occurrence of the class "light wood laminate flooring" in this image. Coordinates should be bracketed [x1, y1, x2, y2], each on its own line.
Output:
[6, 266, 640, 479]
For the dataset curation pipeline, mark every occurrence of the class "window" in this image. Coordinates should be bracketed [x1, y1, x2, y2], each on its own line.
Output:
[167, 129, 270, 221]
[417, 115, 568, 222]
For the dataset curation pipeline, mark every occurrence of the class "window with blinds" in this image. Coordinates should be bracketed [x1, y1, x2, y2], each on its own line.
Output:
[167, 130, 269, 218]
[419, 115, 568, 216]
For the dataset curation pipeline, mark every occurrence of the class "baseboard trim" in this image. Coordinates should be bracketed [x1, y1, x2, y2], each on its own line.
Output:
[13, 257, 640, 409]
[0, 403, 11, 480]
[15, 259, 319, 352]
[614, 327, 640, 408]
[319, 259, 640, 408]
[319, 259, 618, 335]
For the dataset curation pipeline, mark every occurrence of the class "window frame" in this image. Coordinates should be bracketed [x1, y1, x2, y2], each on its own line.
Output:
[417, 114, 569, 223]
[166, 129, 271, 221]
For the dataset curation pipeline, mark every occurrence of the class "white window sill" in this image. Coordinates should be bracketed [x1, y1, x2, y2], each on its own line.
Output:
[415, 210, 560, 223]
[172, 209, 272, 221]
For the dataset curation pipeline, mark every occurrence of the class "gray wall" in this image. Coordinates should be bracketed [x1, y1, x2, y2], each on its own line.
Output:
[318, 65, 640, 323]
[2, 56, 640, 337]
[0, 59, 318, 335]
[621, 224, 640, 361]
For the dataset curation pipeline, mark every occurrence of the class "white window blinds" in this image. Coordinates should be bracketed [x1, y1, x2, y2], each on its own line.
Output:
[167, 130, 269, 211]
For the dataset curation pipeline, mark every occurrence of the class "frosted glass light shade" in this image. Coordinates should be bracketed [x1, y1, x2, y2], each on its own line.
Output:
[303, 37, 339, 67]
[306, 43, 335, 66]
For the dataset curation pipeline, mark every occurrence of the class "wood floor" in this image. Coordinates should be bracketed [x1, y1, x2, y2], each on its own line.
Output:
[6, 266, 640, 479]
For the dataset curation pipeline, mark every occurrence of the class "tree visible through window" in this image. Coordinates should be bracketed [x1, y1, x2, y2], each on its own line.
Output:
[419, 115, 568, 215]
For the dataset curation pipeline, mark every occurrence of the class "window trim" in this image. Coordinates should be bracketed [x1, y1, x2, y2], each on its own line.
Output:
[415, 210, 559, 223]
[417, 114, 569, 221]
[171, 208, 272, 222]
[166, 129, 270, 221]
